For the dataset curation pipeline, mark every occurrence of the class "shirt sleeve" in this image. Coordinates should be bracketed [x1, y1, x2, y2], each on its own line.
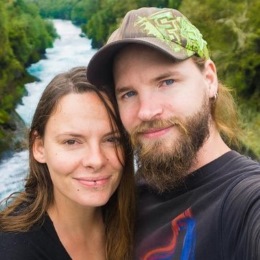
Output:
[221, 174, 260, 260]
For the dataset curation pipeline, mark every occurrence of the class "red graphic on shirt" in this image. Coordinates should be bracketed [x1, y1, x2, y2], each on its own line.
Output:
[142, 208, 195, 260]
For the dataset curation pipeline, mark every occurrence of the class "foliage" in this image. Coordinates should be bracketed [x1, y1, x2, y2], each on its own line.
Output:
[238, 100, 260, 158]
[0, 0, 57, 156]
[180, 0, 260, 101]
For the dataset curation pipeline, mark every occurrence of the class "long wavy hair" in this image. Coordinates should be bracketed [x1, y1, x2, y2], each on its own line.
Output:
[0, 67, 135, 260]
[192, 56, 241, 147]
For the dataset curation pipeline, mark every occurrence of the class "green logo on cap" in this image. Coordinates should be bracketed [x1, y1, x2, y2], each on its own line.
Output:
[135, 10, 209, 59]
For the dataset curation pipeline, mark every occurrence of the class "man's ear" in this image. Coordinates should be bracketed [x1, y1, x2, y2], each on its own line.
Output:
[204, 60, 218, 98]
[33, 135, 46, 163]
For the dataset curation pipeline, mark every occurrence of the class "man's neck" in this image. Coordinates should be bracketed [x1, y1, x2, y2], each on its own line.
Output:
[188, 125, 230, 174]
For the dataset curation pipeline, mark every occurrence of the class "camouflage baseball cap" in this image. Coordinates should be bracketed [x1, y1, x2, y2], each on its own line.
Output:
[87, 7, 209, 86]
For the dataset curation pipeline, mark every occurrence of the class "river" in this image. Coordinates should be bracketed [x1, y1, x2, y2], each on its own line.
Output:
[0, 20, 96, 202]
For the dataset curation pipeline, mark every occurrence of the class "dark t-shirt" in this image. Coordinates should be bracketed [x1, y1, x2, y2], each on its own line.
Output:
[134, 151, 260, 260]
[0, 214, 71, 260]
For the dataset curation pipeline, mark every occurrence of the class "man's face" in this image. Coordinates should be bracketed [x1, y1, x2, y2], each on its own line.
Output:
[113, 45, 215, 192]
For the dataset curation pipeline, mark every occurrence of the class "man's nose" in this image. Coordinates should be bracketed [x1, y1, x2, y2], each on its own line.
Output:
[138, 93, 163, 121]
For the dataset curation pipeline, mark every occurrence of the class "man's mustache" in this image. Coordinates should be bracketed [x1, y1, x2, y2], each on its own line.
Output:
[130, 117, 188, 144]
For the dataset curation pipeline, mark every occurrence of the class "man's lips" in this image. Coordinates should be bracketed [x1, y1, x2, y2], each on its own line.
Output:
[140, 126, 173, 138]
[74, 176, 111, 188]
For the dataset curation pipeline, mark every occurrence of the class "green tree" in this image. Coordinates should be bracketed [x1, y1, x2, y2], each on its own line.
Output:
[0, 0, 57, 157]
[180, 0, 260, 99]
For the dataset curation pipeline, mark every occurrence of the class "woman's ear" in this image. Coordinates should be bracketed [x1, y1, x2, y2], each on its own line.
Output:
[33, 134, 46, 163]
[204, 59, 218, 98]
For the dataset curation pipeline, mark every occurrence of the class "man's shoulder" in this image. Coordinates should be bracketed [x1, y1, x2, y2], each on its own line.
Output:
[212, 151, 260, 203]
[218, 150, 260, 172]
[231, 150, 259, 166]
[219, 155, 260, 259]
[219, 153, 260, 224]
[208, 151, 260, 190]
[226, 152, 260, 189]
[223, 166, 260, 206]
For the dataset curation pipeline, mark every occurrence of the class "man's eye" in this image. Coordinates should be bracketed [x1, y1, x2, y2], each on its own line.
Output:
[122, 91, 136, 99]
[164, 79, 175, 86]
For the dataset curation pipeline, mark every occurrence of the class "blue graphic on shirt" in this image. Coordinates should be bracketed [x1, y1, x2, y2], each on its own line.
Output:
[141, 208, 196, 260]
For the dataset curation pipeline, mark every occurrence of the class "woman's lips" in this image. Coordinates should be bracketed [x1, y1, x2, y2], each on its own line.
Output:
[75, 176, 111, 188]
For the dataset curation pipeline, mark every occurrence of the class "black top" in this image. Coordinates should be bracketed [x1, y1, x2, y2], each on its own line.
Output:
[0, 214, 71, 260]
[134, 151, 260, 260]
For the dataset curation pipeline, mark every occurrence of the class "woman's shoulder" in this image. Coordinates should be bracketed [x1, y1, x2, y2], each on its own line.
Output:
[0, 230, 37, 259]
[0, 215, 71, 260]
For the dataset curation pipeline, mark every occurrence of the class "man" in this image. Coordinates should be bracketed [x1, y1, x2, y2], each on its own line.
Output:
[87, 7, 260, 260]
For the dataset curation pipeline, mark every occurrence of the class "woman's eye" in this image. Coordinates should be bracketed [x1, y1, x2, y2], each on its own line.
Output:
[106, 136, 121, 145]
[65, 139, 77, 145]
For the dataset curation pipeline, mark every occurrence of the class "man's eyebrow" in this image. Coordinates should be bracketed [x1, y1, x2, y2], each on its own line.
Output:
[115, 86, 133, 95]
[152, 71, 179, 82]
[115, 70, 179, 95]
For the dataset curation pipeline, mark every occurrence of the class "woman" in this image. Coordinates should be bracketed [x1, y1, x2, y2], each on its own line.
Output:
[0, 67, 135, 260]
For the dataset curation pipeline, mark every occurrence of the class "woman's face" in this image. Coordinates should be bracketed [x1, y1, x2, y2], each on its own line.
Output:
[33, 92, 123, 209]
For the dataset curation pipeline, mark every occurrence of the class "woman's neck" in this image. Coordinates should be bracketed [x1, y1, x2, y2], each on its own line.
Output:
[47, 202, 106, 260]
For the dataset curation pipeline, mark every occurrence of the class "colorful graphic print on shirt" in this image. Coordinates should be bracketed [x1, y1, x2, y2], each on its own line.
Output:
[141, 208, 196, 260]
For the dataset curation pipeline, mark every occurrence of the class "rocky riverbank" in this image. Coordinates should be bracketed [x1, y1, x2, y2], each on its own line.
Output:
[0, 111, 27, 161]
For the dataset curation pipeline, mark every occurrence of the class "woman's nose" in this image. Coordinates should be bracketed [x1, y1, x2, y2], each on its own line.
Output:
[82, 144, 107, 171]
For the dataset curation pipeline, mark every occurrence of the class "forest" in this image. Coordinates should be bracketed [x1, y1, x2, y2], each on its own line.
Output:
[1, 0, 259, 159]
[0, 0, 57, 156]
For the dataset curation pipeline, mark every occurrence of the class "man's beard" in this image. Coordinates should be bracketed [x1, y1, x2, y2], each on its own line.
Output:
[132, 98, 211, 194]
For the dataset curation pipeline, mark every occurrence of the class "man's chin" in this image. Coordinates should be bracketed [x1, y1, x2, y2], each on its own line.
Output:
[136, 167, 187, 194]
[135, 148, 194, 193]
[136, 138, 177, 159]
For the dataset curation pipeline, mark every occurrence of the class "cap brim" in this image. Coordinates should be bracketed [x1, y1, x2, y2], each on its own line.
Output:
[87, 38, 194, 87]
